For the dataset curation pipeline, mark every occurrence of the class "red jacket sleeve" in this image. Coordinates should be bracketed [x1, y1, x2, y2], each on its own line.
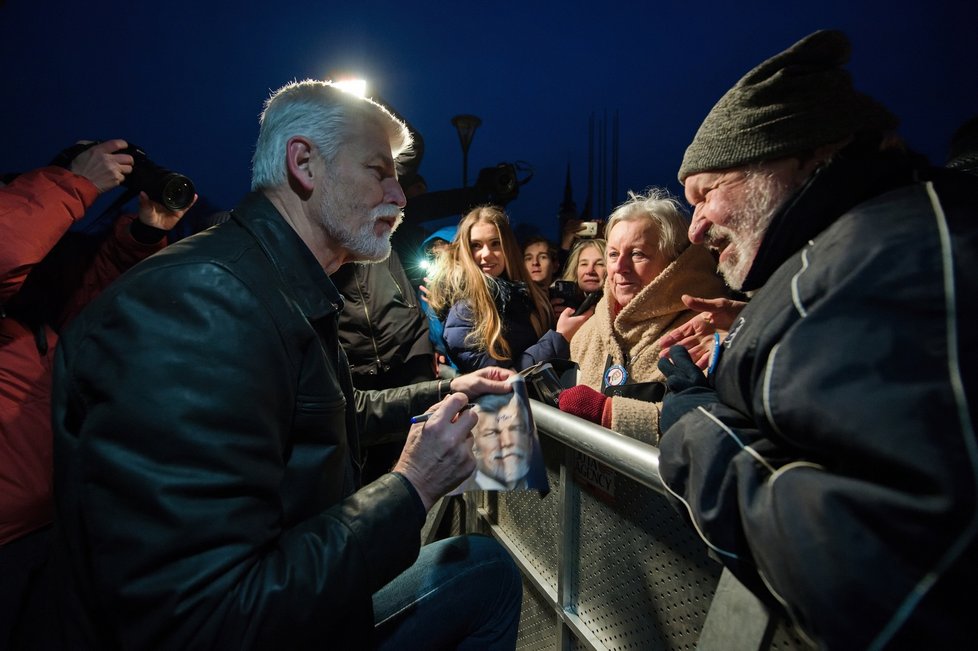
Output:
[57, 214, 167, 328]
[0, 167, 98, 302]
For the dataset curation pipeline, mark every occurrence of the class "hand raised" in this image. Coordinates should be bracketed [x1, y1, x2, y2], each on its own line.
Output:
[657, 295, 747, 368]
[137, 191, 197, 232]
[555, 306, 592, 342]
[69, 139, 133, 193]
[680, 295, 745, 331]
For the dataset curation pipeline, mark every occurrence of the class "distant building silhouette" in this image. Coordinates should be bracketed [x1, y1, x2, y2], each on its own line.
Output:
[555, 111, 619, 235]
[557, 164, 579, 240]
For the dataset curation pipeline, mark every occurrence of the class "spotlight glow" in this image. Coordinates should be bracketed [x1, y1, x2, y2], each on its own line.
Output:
[332, 78, 367, 97]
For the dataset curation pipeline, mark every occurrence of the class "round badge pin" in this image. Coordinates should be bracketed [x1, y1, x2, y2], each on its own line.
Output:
[604, 364, 628, 387]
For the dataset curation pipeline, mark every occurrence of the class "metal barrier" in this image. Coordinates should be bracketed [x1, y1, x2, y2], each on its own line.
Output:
[432, 400, 814, 650]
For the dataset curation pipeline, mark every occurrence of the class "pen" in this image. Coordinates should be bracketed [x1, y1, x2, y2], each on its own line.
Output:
[410, 403, 477, 425]
[707, 331, 721, 376]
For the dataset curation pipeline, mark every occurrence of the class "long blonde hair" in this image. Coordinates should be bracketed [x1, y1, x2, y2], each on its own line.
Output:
[427, 205, 552, 363]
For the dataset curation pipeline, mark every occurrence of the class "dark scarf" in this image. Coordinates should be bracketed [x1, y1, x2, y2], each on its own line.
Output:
[487, 275, 534, 320]
[742, 143, 926, 292]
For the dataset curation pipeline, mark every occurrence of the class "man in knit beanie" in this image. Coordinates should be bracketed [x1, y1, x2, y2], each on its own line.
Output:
[680, 29, 899, 292]
[655, 30, 978, 649]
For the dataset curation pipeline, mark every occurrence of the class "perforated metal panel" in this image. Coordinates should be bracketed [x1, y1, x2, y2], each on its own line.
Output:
[431, 403, 818, 650]
[483, 436, 721, 650]
[515, 576, 560, 650]
[494, 464, 563, 593]
[768, 618, 816, 650]
[572, 473, 719, 650]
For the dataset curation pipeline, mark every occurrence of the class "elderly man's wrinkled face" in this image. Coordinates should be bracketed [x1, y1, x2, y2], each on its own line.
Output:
[606, 219, 669, 307]
[684, 160, 804, 290]
[472, 397, 531, 484]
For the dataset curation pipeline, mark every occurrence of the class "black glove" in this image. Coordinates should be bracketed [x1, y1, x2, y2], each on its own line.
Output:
[657, 345, 718, 433]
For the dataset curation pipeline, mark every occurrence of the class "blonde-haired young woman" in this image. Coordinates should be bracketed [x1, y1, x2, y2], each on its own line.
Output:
[427, 205, 591, 372]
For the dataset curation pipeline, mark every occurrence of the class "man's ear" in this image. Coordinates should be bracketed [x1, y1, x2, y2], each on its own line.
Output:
[286, 136, 316, 194]
[797, 138, 852, 178]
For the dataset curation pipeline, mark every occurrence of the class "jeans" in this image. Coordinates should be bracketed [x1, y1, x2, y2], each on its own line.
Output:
[0, 525, 52, 650]
[373, 534, 522, 650]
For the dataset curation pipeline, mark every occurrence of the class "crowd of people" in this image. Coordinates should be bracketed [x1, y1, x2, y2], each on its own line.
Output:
[1, 28, 975, 650]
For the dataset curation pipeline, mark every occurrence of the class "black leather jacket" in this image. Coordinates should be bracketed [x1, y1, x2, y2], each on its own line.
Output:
[49, 192, 442, 649]
[659, 153, 978, 649]
[332, 249, 433, 390]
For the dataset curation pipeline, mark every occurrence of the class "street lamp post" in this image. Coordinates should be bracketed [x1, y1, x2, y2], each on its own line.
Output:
[451, 114, 481, 187]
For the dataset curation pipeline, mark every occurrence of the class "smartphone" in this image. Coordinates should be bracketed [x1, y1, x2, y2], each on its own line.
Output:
[549, 280, 583, 309]
[572, 289, 602, 316]
[577, 221, 599, 237]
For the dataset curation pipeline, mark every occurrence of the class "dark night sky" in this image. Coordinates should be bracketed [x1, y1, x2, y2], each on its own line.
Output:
[1, 1, 975, 243]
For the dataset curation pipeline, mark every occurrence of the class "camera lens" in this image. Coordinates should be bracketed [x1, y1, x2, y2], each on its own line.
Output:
[495, 167, 516, 194]
[159, 174, 196, 211]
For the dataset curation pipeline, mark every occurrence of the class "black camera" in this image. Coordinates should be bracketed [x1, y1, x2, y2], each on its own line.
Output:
[122, 145, 195, 211]
[51, 141, 195, 211]
[519, 359, 580, 407]
[475, 163, 519, 203]
[549, 280, 583, 310]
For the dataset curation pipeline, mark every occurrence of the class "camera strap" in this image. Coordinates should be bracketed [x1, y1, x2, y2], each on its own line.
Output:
[82, 187, 140, 234]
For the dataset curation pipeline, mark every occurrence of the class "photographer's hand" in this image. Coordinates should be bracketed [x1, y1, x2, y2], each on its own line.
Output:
[69, 139, 134, 193]
[137, 191, 197, 232]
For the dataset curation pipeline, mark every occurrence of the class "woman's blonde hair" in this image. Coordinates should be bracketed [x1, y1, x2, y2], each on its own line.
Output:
[427, 205, 552, 363]
[560, 238, 607, 284]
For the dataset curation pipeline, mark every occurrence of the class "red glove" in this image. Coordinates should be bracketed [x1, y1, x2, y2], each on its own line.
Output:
[559, 385, 612, 427]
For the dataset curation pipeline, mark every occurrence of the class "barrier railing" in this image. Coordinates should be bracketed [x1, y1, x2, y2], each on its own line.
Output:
[431, 400, 812, 651]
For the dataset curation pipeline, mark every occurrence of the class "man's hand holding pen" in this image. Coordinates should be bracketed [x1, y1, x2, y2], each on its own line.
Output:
[393, 367, 515, 511]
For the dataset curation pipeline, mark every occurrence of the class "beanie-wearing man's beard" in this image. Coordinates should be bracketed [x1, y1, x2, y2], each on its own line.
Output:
[705, 169, 797, 291]
[319, 191, 403, 263]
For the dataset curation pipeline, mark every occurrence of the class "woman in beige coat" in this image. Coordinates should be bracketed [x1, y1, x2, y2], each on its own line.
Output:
[558, 188, 727, 444]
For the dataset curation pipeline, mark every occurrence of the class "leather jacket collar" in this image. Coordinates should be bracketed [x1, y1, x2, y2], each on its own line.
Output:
[230, 192, 345, 321]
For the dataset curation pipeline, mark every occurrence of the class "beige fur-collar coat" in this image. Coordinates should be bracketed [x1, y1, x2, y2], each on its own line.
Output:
[570, 244, 727, 444]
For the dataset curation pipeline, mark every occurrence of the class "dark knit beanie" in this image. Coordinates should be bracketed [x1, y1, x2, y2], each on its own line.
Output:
[678, 30, 899, 183]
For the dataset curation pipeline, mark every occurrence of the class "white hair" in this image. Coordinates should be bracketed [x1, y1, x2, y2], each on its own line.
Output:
[250, 79, 412, 191]
[605, 187, 691, 262]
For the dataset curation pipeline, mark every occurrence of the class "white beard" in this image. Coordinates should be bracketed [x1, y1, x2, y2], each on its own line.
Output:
[320, 196, 403, 263]
[706, 171, 796, 291]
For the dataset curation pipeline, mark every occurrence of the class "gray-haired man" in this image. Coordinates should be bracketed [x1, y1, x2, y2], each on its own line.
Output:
[658, 30, 977, 649]
[45, 80, 521, 650]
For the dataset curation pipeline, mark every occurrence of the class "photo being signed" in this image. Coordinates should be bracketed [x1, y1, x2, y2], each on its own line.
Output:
[454, 375, 549, 494]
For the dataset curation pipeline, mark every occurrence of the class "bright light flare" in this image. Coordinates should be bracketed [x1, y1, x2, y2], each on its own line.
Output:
[332, 78, 367, 98]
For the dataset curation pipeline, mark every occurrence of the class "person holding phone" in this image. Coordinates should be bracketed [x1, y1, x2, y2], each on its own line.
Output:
[550, 238, 607, 315]
[426, 204, 592, 373]
[557, 188, 727, 442]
